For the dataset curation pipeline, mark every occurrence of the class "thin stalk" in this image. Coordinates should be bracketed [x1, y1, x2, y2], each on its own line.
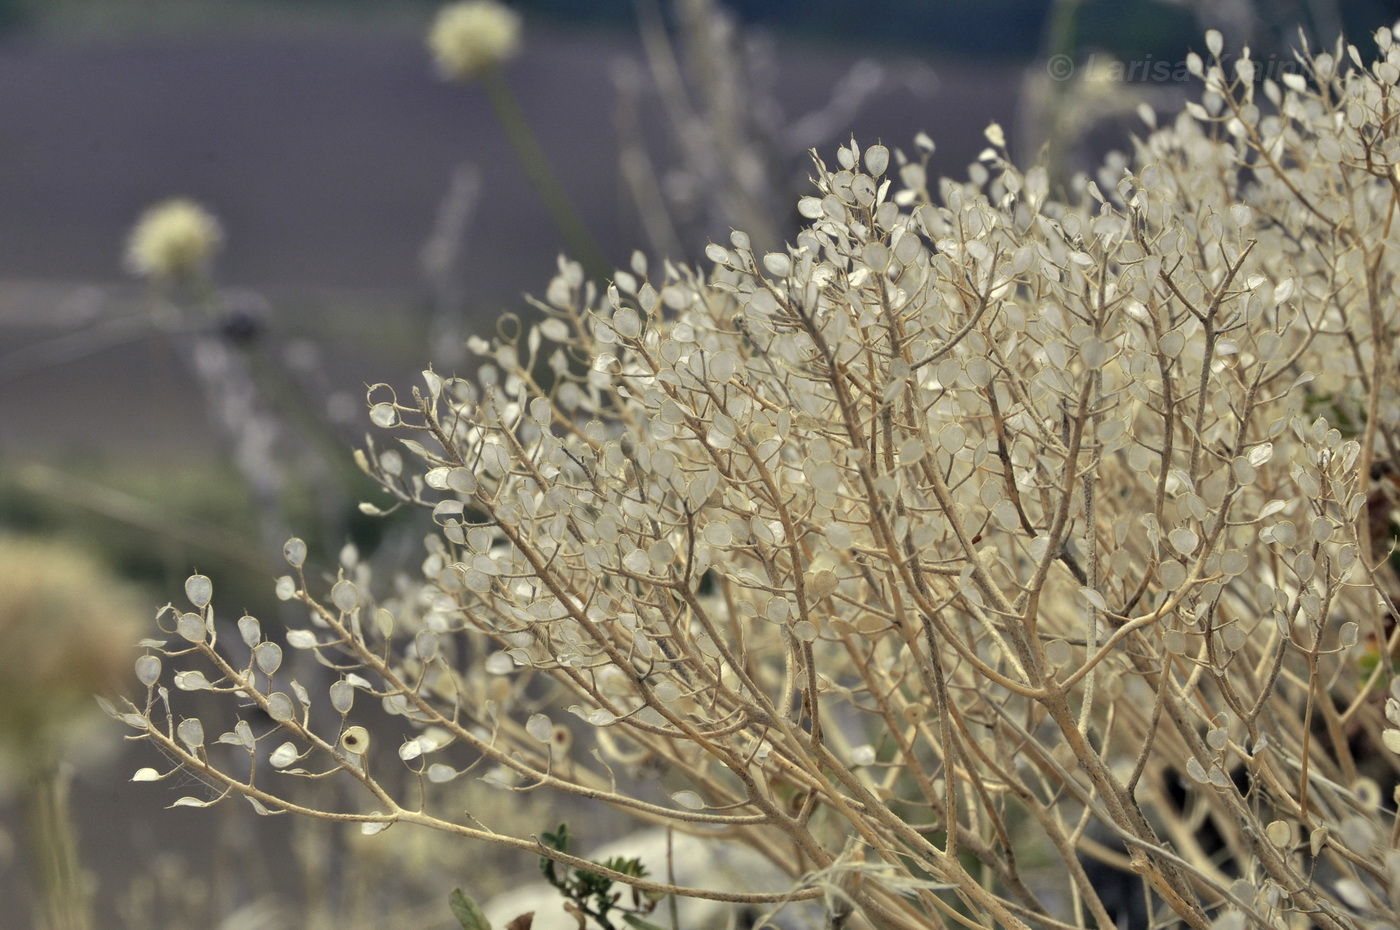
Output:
[1042, 0, 1085, 189]
[479, 66, 612, 283]
[25, 757, 91, 930]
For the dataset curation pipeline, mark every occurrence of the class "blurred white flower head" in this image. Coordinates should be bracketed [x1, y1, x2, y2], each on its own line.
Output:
[428, 0, 522, 81]
[0, 535, 144, 752]
[124, 197, 223, 281]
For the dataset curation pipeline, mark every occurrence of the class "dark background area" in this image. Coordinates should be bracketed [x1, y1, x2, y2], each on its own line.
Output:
[12, 0, 1400, 57]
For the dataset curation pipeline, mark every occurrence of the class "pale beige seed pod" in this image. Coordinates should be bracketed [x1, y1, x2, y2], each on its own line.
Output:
[124, 198, 223, 281]
[427, 1, 522, 81]
[340, 726, 371, 755]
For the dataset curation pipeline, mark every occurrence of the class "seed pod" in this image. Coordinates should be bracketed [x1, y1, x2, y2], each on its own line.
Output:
[340, 726, 370, 755]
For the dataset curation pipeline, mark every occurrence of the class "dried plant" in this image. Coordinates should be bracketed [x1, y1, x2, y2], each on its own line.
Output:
[615, 0, 935, 261]
[2, 534, 147, 930]
[112, 25, 1400, 930]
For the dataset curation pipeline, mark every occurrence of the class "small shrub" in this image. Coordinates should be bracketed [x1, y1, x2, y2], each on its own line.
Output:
[112, 27, 1400, 930]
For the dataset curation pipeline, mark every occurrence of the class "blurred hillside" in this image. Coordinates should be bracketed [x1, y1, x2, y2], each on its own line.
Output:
[0, 14, 1008, 456]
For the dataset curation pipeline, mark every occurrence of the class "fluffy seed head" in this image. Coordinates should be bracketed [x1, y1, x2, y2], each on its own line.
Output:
[0, 535, 144, 751]
[124, 197, 222, 281]
[428, 1, 522, 81]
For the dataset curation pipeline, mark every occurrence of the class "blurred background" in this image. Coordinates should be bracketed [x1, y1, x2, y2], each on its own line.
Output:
[1, 0, 1398, 927]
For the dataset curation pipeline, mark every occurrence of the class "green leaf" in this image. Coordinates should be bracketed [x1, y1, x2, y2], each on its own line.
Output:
[542, 822, 571, 852]
[540, 822, 571, 885]
[577, 869, 613, 900]
[600, 855, 647, 878]
[622, 916, 669, 930]
[449, 888, 492, 930]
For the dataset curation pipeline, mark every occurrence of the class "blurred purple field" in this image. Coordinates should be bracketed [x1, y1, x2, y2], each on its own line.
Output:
[0, 22, 1025, 452]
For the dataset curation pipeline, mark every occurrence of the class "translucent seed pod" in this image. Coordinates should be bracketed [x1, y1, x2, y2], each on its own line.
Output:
[340, 726, 371, 755]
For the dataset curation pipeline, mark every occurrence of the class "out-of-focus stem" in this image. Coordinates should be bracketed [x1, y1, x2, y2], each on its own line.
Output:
[26, 757, 91, 930]
[1043, 0, 1084, 189]
[479, 65, 612, 283]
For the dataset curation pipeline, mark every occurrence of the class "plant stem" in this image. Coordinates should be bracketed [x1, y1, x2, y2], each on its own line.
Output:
[1043, 0, 1084, 189]
[479, 66, 612, 283]
[25, 757, 91, 930]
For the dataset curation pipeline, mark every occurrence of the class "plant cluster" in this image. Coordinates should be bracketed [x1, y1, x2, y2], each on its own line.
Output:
[111, 25, 1400, 930]
[448, 822, 664, 930]
[532, 822, 662, 930]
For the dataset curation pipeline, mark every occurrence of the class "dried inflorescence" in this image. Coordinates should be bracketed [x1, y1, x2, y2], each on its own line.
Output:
[0, 535, 145, 753]
[123, 198, 223, 283]
[427, 0, 522, 82]
[114, 27, 1400, 930]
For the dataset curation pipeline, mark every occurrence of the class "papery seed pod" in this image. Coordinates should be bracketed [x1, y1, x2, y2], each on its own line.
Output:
[184, 574, 212, 609]
[135, 655, 161, 687]
[332, 580, 359, 613]
[549, 725, 572, 759]
[340, 726, 371, 755]
[329, 680, 354, 715]
[253, 642, 282, 676]
[283, 538, 307, 568]
[176, 612, 206, 644]
[269, 742, 298, 768]
[237, 615, 261, 647]
[177, 717, 204, 751]
[266, 693, 294, 722]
